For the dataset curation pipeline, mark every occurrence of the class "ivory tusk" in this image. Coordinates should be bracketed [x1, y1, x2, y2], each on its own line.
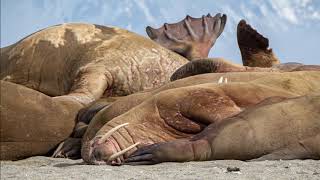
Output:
[224, 77, 228, 83]
[97, 123, 129, 144]
[218, 76, 224, 84]
[108, 142, 140, 162]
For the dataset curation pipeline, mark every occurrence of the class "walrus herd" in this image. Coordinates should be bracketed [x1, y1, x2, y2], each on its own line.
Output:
[1, 13, 319, 165]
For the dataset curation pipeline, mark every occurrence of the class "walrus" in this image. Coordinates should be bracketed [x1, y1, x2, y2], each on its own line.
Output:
[1, 14, 227, 160]
[52, 17, 320, 159]
[147, 18, 279, 68]
[78, 71, 320, 165]
[124, 93, 320, 165]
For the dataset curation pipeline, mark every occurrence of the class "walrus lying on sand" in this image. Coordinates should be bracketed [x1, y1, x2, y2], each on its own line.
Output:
[1, 14, 228, 160]
[52, 15, 320, 160]
[125, 93, 320, 165]
[77, 71, 320, 165]
[1, 12, 319, 161]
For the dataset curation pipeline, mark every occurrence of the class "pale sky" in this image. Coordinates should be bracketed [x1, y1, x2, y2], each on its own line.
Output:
[1, 0, 320, 64]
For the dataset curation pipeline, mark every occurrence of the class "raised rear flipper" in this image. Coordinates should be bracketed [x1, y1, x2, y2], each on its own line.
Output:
[237, 20, 280, 67]
[146, 13, 227, 60]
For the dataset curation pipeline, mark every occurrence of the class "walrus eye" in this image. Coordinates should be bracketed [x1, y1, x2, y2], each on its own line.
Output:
[108, 142, 140, 162]
[97, 123, 129, 144]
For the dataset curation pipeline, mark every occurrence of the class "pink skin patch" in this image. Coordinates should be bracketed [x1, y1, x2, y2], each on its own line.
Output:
[89, 136, 123, 165]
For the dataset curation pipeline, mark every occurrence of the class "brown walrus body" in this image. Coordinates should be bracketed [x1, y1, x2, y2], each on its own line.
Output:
[125, 93, 320, 164]
[0, 14, 230, 160]
[78, 71, 320, 165]
[0, 23, 189, 160]
[1, 23, 188, 103]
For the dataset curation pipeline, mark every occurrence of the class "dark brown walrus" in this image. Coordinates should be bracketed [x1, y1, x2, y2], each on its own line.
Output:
[1, 13, 230, 160]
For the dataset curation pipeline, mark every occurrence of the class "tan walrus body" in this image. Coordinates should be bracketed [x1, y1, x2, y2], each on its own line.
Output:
[79, 71, 320, 164]
[1, 23, 188, 103]
[0, 23, 188, 160]
[125, 93, 320, 164]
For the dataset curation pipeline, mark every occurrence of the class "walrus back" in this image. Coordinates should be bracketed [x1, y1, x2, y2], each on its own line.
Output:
[1, 23, 188, 97]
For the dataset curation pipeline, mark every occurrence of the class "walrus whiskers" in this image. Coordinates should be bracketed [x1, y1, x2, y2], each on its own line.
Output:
[97, 123, 129, 144]
[108, 142, 140, 162]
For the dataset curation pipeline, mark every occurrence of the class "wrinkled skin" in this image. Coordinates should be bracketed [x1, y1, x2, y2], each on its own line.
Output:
[170, 58, 320, 81]
[125, 94, 320, 165]
[147, 13, 227, 60]
[56, 58, 320, 160]
[79, 71, 320, 165]
[0, 23, 188, 160]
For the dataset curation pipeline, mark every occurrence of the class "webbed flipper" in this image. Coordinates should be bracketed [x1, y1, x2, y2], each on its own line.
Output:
[147, 13, 227, 60]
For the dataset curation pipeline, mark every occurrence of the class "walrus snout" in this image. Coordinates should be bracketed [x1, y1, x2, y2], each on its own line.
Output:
[91, 139, 119, 165]
[83, 123, 140, 165]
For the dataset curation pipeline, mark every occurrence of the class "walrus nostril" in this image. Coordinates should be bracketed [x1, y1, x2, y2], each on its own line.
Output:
[93, 148, 103, 161]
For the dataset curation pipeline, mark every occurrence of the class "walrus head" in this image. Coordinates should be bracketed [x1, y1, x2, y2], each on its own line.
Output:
[146, 13, 227, 60]
[82, 123, 140, 165]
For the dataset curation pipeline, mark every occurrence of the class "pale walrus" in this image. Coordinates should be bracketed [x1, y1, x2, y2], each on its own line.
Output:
[79, 71, 320, 165]
[1, 14, 227, 160]
[125, 93, 320, 165]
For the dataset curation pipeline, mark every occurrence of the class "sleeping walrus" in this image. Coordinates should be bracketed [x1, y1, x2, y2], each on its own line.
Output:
[125, 93, 320, 165]
[52, 16, 320, 160]
[0, 14, 229, 160]
[77, 71, 320, 165]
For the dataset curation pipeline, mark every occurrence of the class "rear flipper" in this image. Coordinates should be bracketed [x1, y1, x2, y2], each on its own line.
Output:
[250, 135, 320, 161]
[237, 20, 280, 67]
[147, 13, 227, 60]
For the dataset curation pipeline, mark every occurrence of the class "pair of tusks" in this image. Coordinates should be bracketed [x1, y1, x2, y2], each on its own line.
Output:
[218, 76, 228, 84]
[96, 122, 140, 162]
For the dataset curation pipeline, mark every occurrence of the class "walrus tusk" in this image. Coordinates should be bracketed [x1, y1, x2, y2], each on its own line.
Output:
[218, 76, 224, 84]
[108, 142, 140, 162]
[51, 141, 65, 157]
[218, 77, 228, 84]
[97, 123, 129, 144]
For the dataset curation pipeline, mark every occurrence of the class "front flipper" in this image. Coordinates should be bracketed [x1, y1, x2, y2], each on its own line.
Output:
[147, 13, 227, 60]
[237, 20, 280, 67]
[52, 138, 82, 159]
[57, 65, 113, 106]
[125, 139, 209, 165]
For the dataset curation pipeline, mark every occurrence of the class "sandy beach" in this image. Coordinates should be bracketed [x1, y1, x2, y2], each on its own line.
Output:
[1, 156, 319, 180]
